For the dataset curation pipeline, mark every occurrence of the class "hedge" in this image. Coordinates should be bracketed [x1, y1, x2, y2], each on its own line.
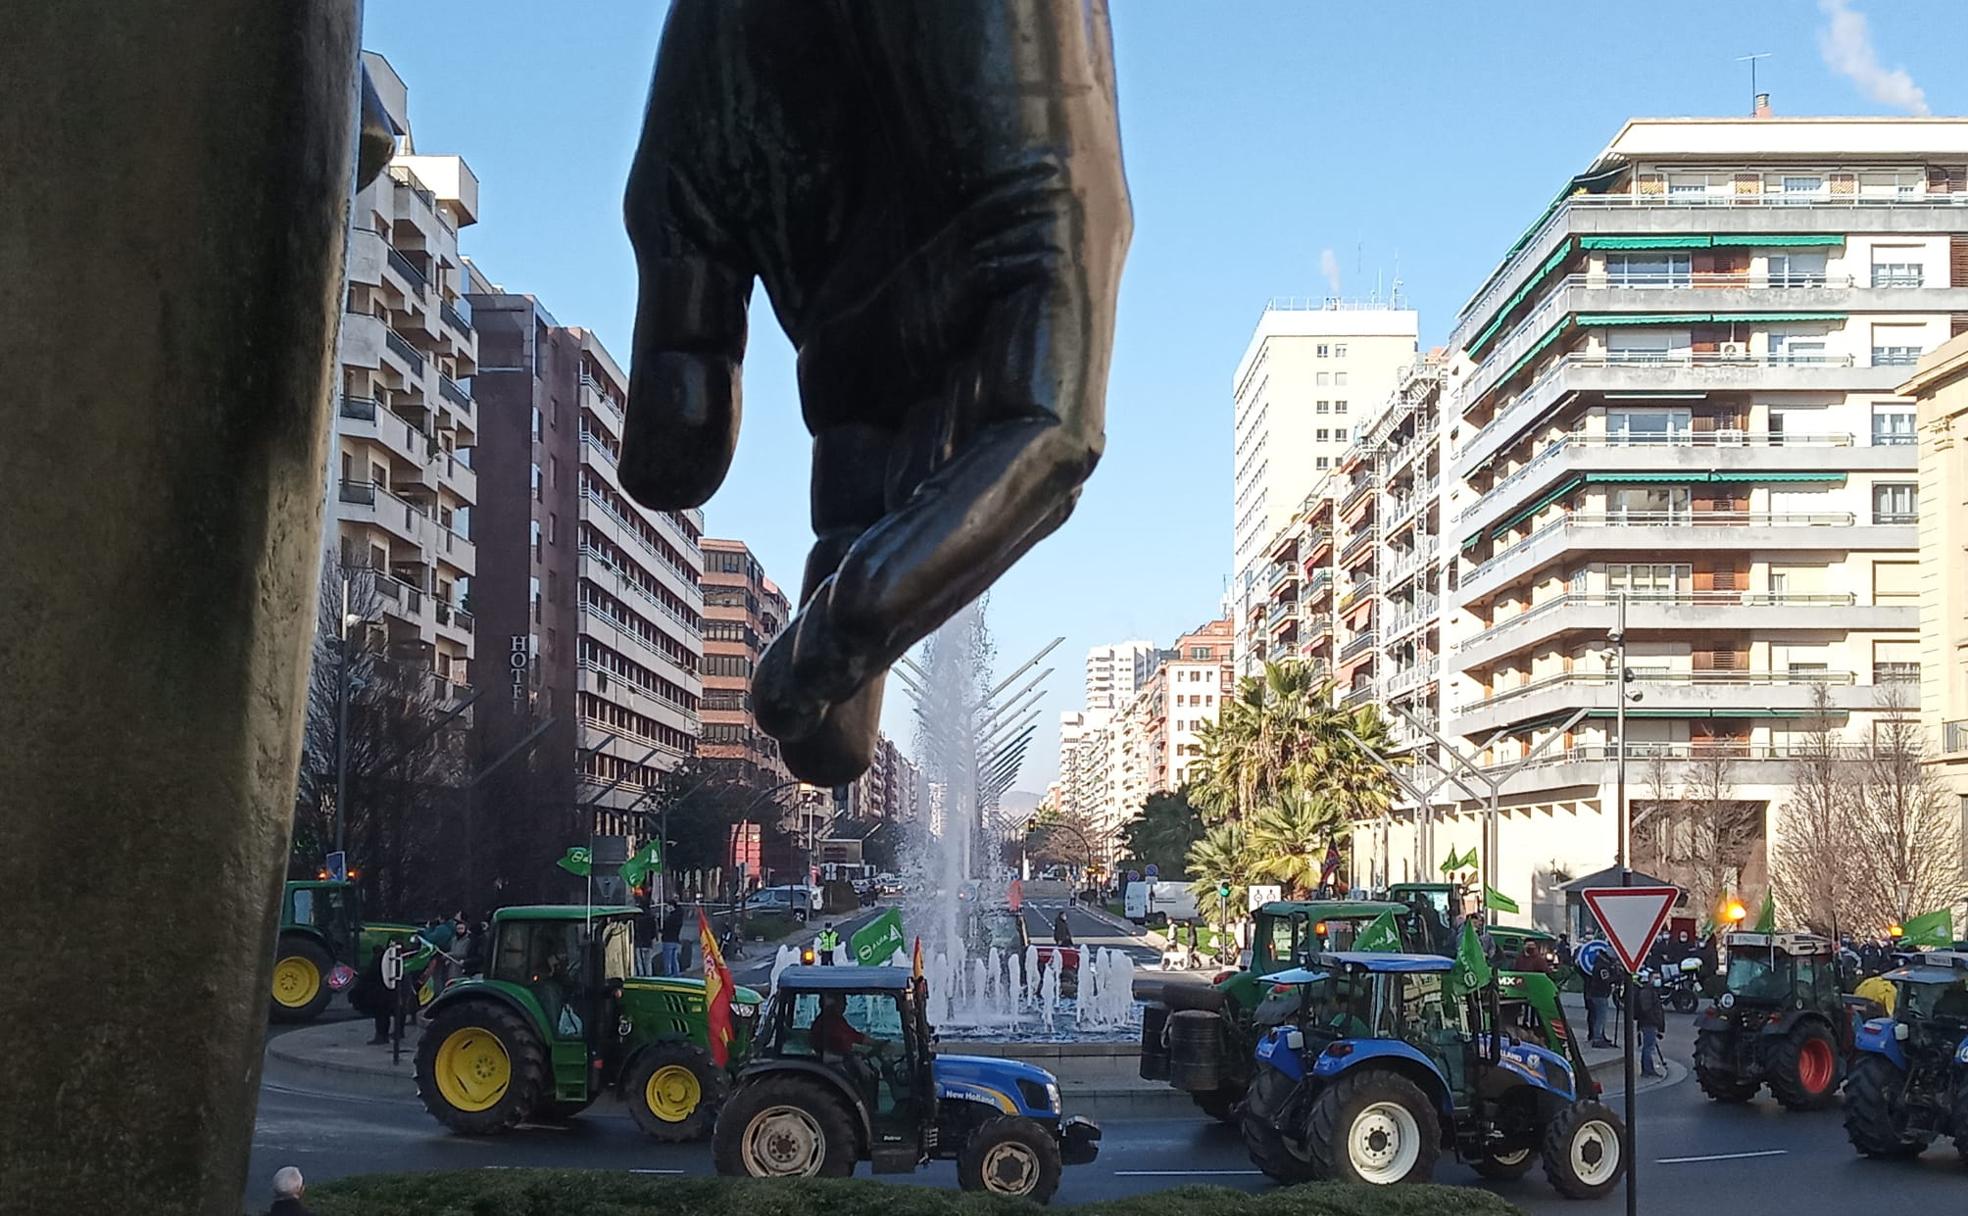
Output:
[305, 1170, 1523, 1216]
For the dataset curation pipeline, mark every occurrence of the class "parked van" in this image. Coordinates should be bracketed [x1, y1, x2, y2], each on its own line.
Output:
[1125, 879, 1200, 927]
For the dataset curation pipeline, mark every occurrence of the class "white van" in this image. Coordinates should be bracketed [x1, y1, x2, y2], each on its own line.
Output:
[1125, 879, 1200, 926]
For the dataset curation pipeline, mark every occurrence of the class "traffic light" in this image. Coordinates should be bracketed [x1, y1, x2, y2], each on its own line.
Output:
[1217, 882, 1231, 900]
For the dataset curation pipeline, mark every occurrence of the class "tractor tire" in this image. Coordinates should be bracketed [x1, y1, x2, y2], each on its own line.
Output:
[1766, 1022, 1841, 1111]
[1694, 1028, 1760, 1104]
[1306, 1069, 1440, 1186]
[415, 1000, 550, 1136]
[1952, 1077, 1968, 1164]
[1241, 1068, 1315, 1183]
[1843, 1053, 1928, 1157]
[269, 935, 335, 1023]
[1472, 1147, 1537, 1180]
[1191, 1086, 1242, 1125]
[958, 1115, 1064, 1203]
[713, 1075, 859, 1179]
[1541, 1100, 1626, 1200]
[626, 1040, 727, 1142]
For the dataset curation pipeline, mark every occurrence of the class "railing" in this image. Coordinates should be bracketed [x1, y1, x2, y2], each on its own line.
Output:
[1339, 527, 1378, 565]
[581, 601, 698, 677]
[1385, 658, 1439, 697]
[383, 328, 425, 377]
[1340, 479, 1377, 515]
[385, 246, 427, 295]
[371, 572, 425, 615]
[580, 489, 704, 595]
[1871, 348, 1924, 367]
[438, 374, 472, 411]
[1338, 578, 1377, 611]
[1302, 613, 1332, 637]
[1339, 630, 1379, 661]
[1341, 684, 1377, 708]
[1268, 560, 1298, 588]
[1871, 431, 1918, 447]
[1946, 720, 1968, 754]
[440, 297, 473, 335]
[578, 659, 700, 724]
[338, 394, 377, 421]
[434, 602, 474, 634]
[1467, 511, 1860, 584]
[1461, 668, 1857, 712]
[1454, 590, 1864, 652]
[1479, 741, 1874, 772]
[1874, 511, 1919, 525]
[1305, 568, 1334, 595]
[387, 164, 437, 209]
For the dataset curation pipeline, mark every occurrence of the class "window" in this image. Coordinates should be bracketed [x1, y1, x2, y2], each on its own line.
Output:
[1872, 324, 1925, 367]
[547, 512, 558, 543]
[1766, 251, 1827, 288]
[531, 463, 542, 501]
[1316, 456, 1331, 469]
[1606, 330, 1674, 364]
[1316, 372, 1331, 386]
[1780, 175, 1823, 203]
[530, 406, 542, 439]
[1769, 333, 1827, 365]
[1874, 640, 1920, 686]
[1335, 400, 1348, 414]
[1607, 563, 1690, 598]
[1316, 344, 1329, 358]
[1334, 372, 1348, 386]
[530, 576, 542, 623]
[1872, 560, 1918, 604]
[1870, 246, 1924, 288]
[1317, 429, 1330, 442]
[1607, 409, 1691, 445]
[1316, 400, 1330, 414]
[1871, 403, 1916, 446]
[1607, 485, 1690, 523]
[529, 519, 542, 558]
[1668, 178, 1709, 203]
[1334, 344, 1348, 358]
[1336, 427, 1348, 440]
[549, 455, 560, 487]
[1606, 252, 1692, 288]
[1872, 482, 1917, 524]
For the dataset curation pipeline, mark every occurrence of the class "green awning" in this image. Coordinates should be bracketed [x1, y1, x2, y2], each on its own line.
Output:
[1575, 313, 1710, 327]
[1709, 234, 1845, 248]
[1488, 475, 1583, 539]
[1706, 471, 1846, 484]
[1707, 312, 1847, 323]
[1579, 236, 1712, 251]
[1466, 239, 1576, 357]
[1461, 532, 1484, 552]
[1499, 317, 1575, 383]
[1583, 471, 1701, 483]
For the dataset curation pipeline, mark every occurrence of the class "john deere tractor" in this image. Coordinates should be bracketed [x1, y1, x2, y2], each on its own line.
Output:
[269, 879, 421, 1022]
[414, 905, 761, 1141]
[1241, 953, 1625, 1199]
[1692, 931, 1854, 1110]
[1844, 949, 1968, 1161]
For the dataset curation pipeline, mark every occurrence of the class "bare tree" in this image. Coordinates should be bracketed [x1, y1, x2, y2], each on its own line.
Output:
[1847, 687, 1962, 931]
[1632, 741, 1761, 923]
[1769, 684, 1864, 934]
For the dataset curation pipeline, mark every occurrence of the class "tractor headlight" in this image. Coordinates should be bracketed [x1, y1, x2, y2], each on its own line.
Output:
[1719, 992, 1736, 1010]
[1046, 1082, 1062, 1113]
[735, 1002, 757, 1020]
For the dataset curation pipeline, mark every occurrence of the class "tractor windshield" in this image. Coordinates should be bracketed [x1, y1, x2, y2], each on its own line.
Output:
[1298, 970, 1380, 1039]
[1256, 912, 1301, 969]
[1897, 980, 1968, 1028]
[1725, 948, 1792, 1003]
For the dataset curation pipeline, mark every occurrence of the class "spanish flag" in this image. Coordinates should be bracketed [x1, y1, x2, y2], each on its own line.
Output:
[911, 935, 924, 981]
[698, 908, 735, 1067]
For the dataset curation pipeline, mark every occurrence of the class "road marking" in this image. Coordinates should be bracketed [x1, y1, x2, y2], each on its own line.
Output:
[1113, 1170, 1266, 1177]
[627, 1168, 686, 1175]
[1657, 1149, 1789, 1164]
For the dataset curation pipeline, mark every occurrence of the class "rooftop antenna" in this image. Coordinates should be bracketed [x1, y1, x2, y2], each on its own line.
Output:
[1735, 53, 1772, 115]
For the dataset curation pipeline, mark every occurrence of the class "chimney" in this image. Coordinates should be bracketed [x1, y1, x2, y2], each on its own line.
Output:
[1754, 92, 1772, 118]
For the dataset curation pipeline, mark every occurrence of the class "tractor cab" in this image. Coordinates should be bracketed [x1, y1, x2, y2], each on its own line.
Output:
[282, 880, 362, 959]
[1249, 900, 1420, 974]
[269, 879, 421, 1022]
[481, 905, 639, 1039]
[1386, 883, 1460, 954]
[1719, 932, 1839, 1012]
[1844, 950, 1968, 1158]
[1694, 932, 1854, 1111]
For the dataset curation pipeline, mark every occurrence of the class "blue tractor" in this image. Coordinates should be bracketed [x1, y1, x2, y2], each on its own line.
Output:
[1241, 953, 1626, 1199]
[1843, 949, 1968, 1162]
[712, 967, 1099, 1203]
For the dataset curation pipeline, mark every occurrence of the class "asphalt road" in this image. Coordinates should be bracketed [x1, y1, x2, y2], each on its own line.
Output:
[249, 1017, 1967, 1211]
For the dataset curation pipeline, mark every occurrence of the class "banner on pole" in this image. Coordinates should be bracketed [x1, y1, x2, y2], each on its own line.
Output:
[850, 908, 905, 967]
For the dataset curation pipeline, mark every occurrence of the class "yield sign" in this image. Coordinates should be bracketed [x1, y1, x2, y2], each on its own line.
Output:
[1581, 886, 1681, 975]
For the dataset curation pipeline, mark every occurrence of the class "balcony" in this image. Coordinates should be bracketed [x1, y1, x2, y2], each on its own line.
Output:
[371, 571, 427, 631]
[1339, 527, 1378, 567]
[1450, 668, 1884, 735]
[1303, 526, 1335, 562]
[1304, 568, 1334, 601]
[1340, 479, 1377, 518]
[1455, 591, 1917, 669]
[1458, 511, 1913, 604]
[579, 660, 700, 730]
[1946, 720, 1968, 755]
[338, 395, 431, 469]
[1268, 560, 1299, 590]
[1455, 353, 1908, 478]
[1472, 740, 1877, 799]
[1339, 629, 1379, 661]
[337, 479, 429, 550]
[1385, 658, 1439, 698]
[1341, 684, 1377, 708]
[385, 246, 428, 297]
[383, 327, 426, 379]
[433, 600, 474, 637]
[437, 373, 472, 414]
[580, 489, 705, 601]
[440, 296, 473, 336]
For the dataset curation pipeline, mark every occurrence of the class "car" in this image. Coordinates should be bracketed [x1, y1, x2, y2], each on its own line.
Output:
[713, 966, 1100, 1202]
[745, 885, 817, 922]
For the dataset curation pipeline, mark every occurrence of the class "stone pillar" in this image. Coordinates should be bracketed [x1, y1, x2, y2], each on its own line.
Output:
[0, 5, 361, 1212]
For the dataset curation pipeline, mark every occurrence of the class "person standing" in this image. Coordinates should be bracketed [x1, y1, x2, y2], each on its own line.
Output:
[1582, 943, 1617, 1048]
[659, 898, 685, 975]
[815, 921, 841, 964]
[1631, 969, 1666, 1077]
[267, 1166, 313, 1216]
[1053, 910, 1074, 948]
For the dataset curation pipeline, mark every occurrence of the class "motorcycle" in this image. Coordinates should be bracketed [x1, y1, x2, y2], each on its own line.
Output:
[1662, 956, 1704, 1014]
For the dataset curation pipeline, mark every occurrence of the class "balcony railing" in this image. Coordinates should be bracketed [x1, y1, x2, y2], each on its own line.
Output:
[1461, 668, 1856, 712]
[1341, 684, 1377, 708]
[1468, 511, 1861, 583]
[578, 659, 700, 724]
[440, 296, 473, 335]
[1478, 741, 1874, 772]
[439, 374, 473, 411]
[1946, 720, 1968, 754]
[339, 394, 377, 421]
[1339, 630, 1379, 661]
[383, 328, 425, 378]
[1454, 590, 1864, 652]
[434, 602, 474, 634]
[385, 246, 427, 295]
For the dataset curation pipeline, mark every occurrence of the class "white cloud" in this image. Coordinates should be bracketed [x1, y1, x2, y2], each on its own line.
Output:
[1319, 248, 1342, 297]
[1818, 0, 1929, 115]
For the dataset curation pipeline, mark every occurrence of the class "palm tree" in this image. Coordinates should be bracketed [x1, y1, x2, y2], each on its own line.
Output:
[1185, 820, 1255, 912]
[1190, 661, 1323, 823]
[1120, 788, 1205, 877]
[1249, 790, 1347, 897]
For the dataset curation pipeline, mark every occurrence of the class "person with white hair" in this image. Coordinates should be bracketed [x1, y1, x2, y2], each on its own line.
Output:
[268, 1165, 313, 1216]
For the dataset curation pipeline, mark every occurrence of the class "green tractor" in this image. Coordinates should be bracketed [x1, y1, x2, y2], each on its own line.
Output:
[1693, 932, 1854, 1110]
[1140, 899, 1436, 1122]
[414, 905, 762, 1141]
[270, 879, 422, 1022]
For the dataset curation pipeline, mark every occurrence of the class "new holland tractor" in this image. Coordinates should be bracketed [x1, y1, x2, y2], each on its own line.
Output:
[269, 879, 423, 1022]
[713, 966, 1100, 1204]
[1241, 952, 1626, 1199]
[1692, 931, 1858, 1110]
[414, 905, 762, 1141]
[1843, 949, 1968, 1161]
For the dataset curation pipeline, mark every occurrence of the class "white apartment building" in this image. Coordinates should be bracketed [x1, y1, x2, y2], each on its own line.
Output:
[1363, 116, 1965, 927]
[1084, 640, 1161, 712]
[1230, 300, 1420, 610]
[332, 53, 480, 692]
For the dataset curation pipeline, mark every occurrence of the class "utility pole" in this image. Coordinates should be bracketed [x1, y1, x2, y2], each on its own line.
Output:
[333, 571, 352, 859]
[1611, 590, 1637, 1216]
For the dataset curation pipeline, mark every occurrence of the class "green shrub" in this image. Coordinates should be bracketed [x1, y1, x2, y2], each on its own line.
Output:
[746, 912, 803, 942]
[307, 1170, 1522, 1216]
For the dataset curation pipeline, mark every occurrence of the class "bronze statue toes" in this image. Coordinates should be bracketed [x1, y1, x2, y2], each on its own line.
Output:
[619, 348, 742, 510]
[774, 675, 887, 788]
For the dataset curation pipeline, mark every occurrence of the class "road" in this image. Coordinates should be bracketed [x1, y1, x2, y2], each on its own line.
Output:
[249, 1012, 1966, 1211]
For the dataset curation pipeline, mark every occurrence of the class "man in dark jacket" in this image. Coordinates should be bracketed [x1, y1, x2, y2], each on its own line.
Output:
[1631, 970, 1667, 1076]
[660, 899, 686, 975]
[1582, 944, 1618, 1048]
[349, 947, 391, 1044]
[268, 1166, 313, 1216]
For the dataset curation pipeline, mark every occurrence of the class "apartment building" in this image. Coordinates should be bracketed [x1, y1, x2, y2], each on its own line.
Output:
[1230, 299, 1419, 665]
[470, 281, 705, 836]
[1085, 641, 1161, 712]
[1135, 619, 1237, 791]
[331, 53, 479, 693]
[699, 539, 792, 782]
[1408, 115, 1964, 918]
[1898, 334, 1968, 871]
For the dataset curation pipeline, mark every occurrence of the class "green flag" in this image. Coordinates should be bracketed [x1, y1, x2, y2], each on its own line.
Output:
[1353, 910, 1404, 954]
[1439, 848, 1460, 875]
[621, 839, 662, 887]
[555, 846, 592, 877]
[1901, 908, 1954, 948]
[849, 908, 906, 967]
[1460, 846, 1479, 872]
[1483, 885, 1519, 915]
[1752, 891, 1776, 933]
[1448, 920, 1492, 997]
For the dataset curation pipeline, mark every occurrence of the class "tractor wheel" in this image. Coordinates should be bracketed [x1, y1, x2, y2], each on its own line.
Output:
[1843, 1053, 1928, 1157]
[1306, 1069, 1440, 1186]
[713, 1076, 859, 1179]
[1541, 1100, 1626, 1200]
[958, 1115, 1064, 1203]
[1472, 1147, 1537, 1180]
[626, 1041, 727, 1142]
[1694, 1029, 1760, 1104]
[269, 936, 334, 1023]
[414, 1000, 550, 1136]
[1191, 1086, 1242, 1125]
[1767, 1022, 1841, 1111]
[1241, 1068, 1315, 1183]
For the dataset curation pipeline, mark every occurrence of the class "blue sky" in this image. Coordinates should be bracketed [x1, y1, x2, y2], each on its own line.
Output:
[368, 1, 1964, 791]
